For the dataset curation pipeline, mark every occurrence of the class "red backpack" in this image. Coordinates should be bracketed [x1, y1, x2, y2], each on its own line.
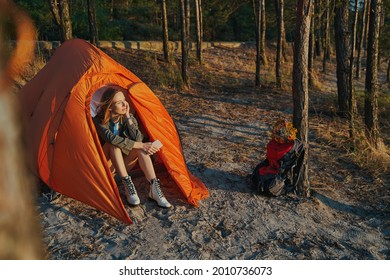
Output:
[251, 139, 305, 196]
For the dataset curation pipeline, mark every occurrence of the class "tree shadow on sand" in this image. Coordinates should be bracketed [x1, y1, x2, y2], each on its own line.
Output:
[313, 191, 390, 222]
[188, 163, 253, 194]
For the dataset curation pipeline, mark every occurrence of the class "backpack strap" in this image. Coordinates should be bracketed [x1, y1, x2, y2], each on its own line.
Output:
[278, 139, 305, 193]
[279, 139, 304, 175]
[290, 140, 306, 191]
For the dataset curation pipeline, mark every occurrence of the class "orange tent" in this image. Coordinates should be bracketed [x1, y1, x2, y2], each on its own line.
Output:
[19, 39, 209, 224]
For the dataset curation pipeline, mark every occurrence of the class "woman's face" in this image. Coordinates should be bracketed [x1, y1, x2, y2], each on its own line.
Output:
[109, 91, 127, 116]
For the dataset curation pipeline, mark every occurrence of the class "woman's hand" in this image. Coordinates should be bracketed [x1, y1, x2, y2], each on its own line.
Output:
[124, 101, 135, 125]
[124, 101, 131, 118]
[135, 142, 160, 155]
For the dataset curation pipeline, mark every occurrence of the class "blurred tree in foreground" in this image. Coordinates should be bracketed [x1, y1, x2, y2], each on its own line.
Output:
[0, 0, 44, 259]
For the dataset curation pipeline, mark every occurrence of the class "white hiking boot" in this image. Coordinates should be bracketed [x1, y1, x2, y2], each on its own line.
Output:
[122, 176, 140, 206]
[149, 178, 172, 208]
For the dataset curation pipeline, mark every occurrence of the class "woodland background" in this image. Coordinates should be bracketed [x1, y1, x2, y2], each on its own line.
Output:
[11, 0, 389, 191]
[14, 0, 314, 41]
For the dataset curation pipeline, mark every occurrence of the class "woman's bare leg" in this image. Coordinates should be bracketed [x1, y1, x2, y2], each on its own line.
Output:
[104, 145, 170, 207]
[104, 143, 150, 178]
[105, 144, 140, 205]
[137, 150, 171, 208]
[107, 145, 128, 177]
[124, 150, 138, 173]
[137, 150, 156, 182]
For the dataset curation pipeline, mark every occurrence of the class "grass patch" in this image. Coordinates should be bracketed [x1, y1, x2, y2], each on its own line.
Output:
[313, 92, 390, 177]
[13, 51, 47, 91]
[355, 89, 390, 137]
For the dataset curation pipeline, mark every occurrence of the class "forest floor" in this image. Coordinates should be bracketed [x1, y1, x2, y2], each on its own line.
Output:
[32, 44, 389, 260]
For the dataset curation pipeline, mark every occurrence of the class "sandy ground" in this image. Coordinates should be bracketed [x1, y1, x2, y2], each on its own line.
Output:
[34, 46, 389, 260]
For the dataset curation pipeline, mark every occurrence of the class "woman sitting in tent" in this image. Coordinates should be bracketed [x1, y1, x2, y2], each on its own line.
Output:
[92, 87, 171, 208]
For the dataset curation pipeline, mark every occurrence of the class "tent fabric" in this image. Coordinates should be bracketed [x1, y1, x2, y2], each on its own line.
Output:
[19, 38, 209, 224]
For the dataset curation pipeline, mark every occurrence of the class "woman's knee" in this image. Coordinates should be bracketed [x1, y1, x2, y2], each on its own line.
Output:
[125, 149, 138, 165]
[137, 150, 154, 161]
[107, 144, 118, 150]
[106, 144, 123, 159]
[136, 149, 146, 157]
[108, 144, 121, 153]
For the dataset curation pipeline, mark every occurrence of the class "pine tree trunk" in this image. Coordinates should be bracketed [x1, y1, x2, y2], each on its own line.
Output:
[365, 0, 382, 149]
[356, 0, 368, 79]
[0, 0, 44, 259]
[48, 0, 61, 27]
[87, 0, 98, 46]
[292, 0, 313, 197]
[387, 58, 390, 82]
[334, 0, 351, 117]
[185, 0, 190, 51]
[59, 0, 72, 42]
[280, 0, 288, 62]
[314, 1, 321, 58]
[364, 0, 371, 50]
[179, 0, 189, 87]
[275, 0, 282, 87]
[253, 0, 262, 87]
[49, 0, 72, 42]
[377, 11, 384, 72]
[308, 4, 315, 86]
[348, 0, 359, 140]
[260, 0, 267, 66]
[161, 0, 170, 62]
[195, 0, 203, 64]
[199, 0, 203, 57]
[322, 0, 330, 73]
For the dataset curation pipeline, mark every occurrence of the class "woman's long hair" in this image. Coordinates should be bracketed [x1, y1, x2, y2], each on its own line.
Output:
[95, 87, 122, 125]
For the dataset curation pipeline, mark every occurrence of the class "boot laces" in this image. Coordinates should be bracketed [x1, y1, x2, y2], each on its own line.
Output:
[123, 177, 136, 195]
[152, 179, 164, 198]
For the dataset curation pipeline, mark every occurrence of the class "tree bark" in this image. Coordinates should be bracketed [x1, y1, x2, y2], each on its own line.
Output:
[161, 0, 170, 62]
[334, 0, 351, 117]
[59, 0, 72, 41]
[179, 0, 189, 87]
[252, 0, 262, 87]
[364, 0, 371, 50]
[314, 0, 321, 57]
[275, 0, 283, 87]
[322, 0, 330, 73]
[348, 0, 359, 140]
[308, 3, 315, 86]
[260, 0, 267, 66]
[365, 0, 382, 149]
[199, 0, 203, 59]
[387, 58, 390, 82]
[377, 6, 385, 72]
[356, 0, 368, 79]
[185, 0, 190, 49]
[48, 0, 61, 27]
[87, 0, 98, 46]
[195, 0, 203, 64]
[292, 0, 313, 197]
[280, 1, 288, 62]
[49, 0, 72, 42]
